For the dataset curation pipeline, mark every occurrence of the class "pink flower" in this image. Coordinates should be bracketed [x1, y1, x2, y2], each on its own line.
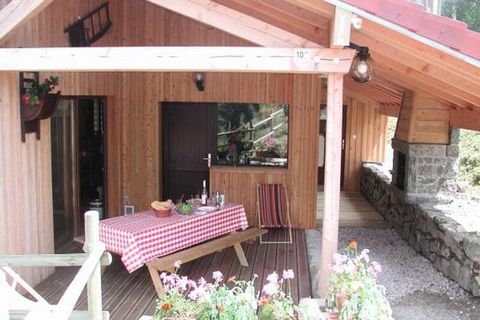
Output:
[177, 276, 189, 291]
[263, 137, 277, 150]
[371, 261, 382, 274]
[266, 271, 279, 283]
[345, 260, 357, 274]
[198, 277, 207, 286]
[359, 249, 370, 262]
[188, 280, 197, 289]
[174, 260, 182, 269]
[212, 271, 223, 282]
[333, 253, 348, 265]
[282, 269, 294, 280]
[22, 94, 31, 105]
[262, 282, 279, 296]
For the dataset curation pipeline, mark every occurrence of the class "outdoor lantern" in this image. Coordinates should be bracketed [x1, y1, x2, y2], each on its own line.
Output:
[193, 72, 205, 91]
[349, 43, 374, 83]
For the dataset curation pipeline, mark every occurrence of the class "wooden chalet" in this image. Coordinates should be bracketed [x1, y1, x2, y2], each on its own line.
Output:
[1, 0, 480, 314]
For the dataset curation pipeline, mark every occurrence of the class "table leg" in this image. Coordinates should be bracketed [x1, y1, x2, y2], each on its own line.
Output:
[233, 243, 248, 267]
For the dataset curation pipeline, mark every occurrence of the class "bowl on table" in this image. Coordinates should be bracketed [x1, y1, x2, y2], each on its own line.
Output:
[176, 202, 196, 215]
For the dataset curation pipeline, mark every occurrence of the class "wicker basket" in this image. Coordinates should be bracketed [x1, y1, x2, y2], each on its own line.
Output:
[153, 208, 171, 218]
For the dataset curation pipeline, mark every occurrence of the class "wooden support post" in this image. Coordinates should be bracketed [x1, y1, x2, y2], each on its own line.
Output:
[85, 211, 103, 320]
[319, 73, 344, 298]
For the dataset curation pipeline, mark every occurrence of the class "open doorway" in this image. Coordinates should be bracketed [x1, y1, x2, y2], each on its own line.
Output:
[317, 105, 347, 189]
[51, 97, 106, 251]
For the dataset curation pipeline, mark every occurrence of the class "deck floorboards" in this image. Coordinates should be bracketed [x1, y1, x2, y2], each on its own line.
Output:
[317, 191, 388, 227]
[34, 229, 311, 320]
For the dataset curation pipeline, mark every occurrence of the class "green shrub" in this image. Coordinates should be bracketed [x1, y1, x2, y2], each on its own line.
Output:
[459, 130, 480, 186]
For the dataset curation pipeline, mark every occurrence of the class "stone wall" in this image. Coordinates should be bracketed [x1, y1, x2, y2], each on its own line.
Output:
[391, 130, 459, 203]
[361, 163, 480, 296]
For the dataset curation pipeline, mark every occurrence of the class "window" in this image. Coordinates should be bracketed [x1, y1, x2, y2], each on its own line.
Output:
[216, 103, 289, 167]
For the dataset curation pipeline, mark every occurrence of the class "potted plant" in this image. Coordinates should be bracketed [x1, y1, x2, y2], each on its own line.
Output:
[327, 241, 393, 320]
[21, 76, 60, 121]
[257, 270, 296, 320]
[153, 261, 298, 320]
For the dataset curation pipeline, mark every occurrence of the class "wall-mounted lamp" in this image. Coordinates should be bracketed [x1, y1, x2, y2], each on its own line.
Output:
[348, 43, 374, 83]
[193, 72, 205, 91]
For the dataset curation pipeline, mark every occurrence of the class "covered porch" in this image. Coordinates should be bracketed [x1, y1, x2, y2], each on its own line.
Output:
[1, 0, 480, 318]
[35, 229, 311, 320]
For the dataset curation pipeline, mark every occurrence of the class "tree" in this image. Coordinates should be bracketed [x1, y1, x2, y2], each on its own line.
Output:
[441, 0, 480, 32]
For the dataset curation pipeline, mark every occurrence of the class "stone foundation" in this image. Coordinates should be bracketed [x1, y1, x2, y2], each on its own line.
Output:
[361, 162, 480, 296]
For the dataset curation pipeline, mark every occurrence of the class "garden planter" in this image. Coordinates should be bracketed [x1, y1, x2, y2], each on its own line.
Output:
[38, 91, 61, 119]
[21, 99, 44, 121]
[21, 92, 61, 121]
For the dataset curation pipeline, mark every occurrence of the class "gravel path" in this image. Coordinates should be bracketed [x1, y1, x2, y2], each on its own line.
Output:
[305, 227, 480, 319]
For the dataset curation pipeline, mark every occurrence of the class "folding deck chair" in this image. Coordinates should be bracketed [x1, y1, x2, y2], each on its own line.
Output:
[256, 183, 292, 244]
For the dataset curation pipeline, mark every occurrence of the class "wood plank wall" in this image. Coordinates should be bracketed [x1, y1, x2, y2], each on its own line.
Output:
[395, 90, 450, 144]
[1, 0, 320, 259]
[343, 93, 388, 192]
[210, 166, 288, 224]
[163, 72, 320, 228]
[0, 72, 54, 286]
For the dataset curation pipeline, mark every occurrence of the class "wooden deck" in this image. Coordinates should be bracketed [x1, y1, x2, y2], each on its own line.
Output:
[34, 229, 311, 320]
[317, 192, 388, 227]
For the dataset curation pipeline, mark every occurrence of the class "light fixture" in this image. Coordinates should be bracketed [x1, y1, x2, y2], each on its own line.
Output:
[193, 72, 205, 91]
[349, 43, 374, 83]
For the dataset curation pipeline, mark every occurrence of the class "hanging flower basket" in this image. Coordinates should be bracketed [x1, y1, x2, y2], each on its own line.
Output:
[21, 96, 45, 121]
[21, 76, 60, 122]
[38, 91, 61, 119]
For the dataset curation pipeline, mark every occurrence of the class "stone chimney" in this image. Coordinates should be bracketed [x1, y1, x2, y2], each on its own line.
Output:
[391, 129, 459, 203]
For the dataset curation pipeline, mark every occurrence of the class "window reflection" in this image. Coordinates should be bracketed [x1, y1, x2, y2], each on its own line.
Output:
[216, 103, 289, 167]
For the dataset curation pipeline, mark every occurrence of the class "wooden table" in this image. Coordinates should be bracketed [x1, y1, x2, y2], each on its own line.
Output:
[99, 204, 266, 296]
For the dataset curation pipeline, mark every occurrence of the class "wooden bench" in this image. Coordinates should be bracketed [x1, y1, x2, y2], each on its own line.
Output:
[146, 227, 267, 297]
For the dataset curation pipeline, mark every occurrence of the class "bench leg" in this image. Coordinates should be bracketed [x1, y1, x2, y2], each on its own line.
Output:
[147, 265, 165, 297]
[233, 243, 248, 267]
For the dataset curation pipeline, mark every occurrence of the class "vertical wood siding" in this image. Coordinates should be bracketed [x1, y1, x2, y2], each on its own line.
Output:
[0, 72, 54, 285]
[0, 0, 389, 283]
[343, 94, 388, 192]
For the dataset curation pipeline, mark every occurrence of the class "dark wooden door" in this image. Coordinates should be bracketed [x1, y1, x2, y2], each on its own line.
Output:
[317, 105, 347, 188]
[162, 102, 216, 201]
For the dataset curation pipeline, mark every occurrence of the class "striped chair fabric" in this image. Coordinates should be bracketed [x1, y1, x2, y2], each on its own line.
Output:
[257, 184, 290, 228]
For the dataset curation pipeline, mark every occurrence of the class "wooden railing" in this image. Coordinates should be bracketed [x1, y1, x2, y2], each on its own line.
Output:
[218, 107, 287, 151]
[0, 211, 112, 320]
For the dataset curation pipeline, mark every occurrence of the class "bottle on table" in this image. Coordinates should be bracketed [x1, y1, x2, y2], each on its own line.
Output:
[201, 180, 208, 205]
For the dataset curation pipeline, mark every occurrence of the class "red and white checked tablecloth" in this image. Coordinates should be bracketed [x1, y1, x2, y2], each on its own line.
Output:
[99, 204, 249, 272]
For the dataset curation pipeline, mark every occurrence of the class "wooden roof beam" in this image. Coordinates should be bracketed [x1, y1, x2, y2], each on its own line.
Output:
[358, 20, 480, 83]
[279, 0, 334, 19]
[212, 0, 329, 46]
[259, 0, 331, 30]
[146, 0, 317, 48]
[0, 46, 355, 73]
[450, 109, 480, 131]
[374, 67, 467, 110]
[353, 31, 480, 91]
[344, 79, 400, 106]
[373, 54, 480, 108]
[0, 0, 53, 44]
